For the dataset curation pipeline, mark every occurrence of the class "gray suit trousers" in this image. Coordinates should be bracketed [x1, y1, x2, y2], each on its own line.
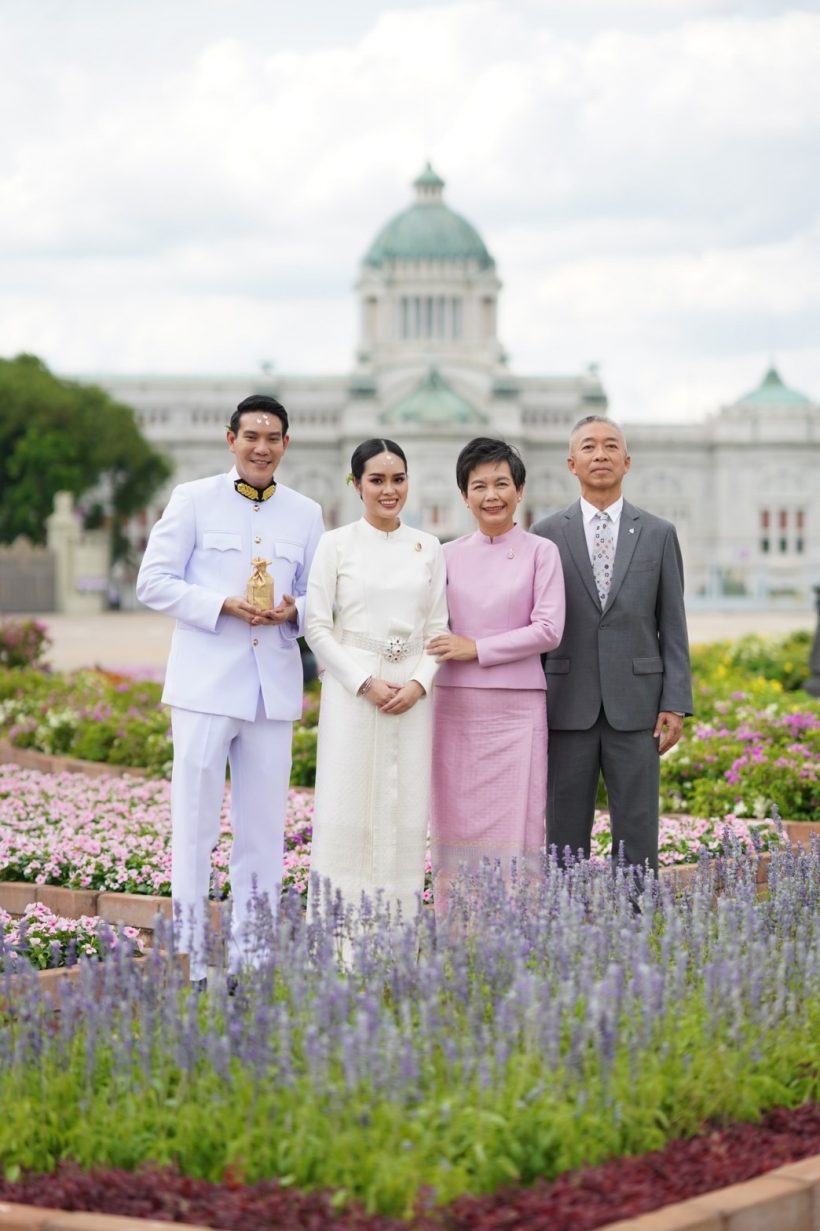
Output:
[547, 707, 660, 873]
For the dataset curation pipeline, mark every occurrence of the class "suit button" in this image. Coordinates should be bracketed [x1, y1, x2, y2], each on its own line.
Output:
[254, 536, 261, 544]
[252, 638, 259, 646]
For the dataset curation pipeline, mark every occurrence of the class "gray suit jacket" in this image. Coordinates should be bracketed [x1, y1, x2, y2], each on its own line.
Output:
[532, 499, 693, 731]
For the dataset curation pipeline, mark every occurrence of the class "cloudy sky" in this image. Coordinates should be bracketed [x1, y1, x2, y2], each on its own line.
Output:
[2, 0, 819, 422]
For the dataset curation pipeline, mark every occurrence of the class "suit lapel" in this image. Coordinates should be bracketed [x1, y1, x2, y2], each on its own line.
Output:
[605, 500, 641, 611]
[562, 502, 602, 610]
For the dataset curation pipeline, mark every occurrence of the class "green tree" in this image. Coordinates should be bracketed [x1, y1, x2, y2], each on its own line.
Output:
[0, 353, 171, 558]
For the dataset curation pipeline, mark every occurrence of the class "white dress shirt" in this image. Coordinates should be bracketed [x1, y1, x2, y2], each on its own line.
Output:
[580, 496, 624, 563]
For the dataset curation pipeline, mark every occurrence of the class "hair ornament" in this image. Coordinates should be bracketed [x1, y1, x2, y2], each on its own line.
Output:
[346, 472, 355, 485]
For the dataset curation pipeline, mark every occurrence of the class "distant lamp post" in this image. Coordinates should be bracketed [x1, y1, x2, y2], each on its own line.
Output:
[804, 584, 820, 697]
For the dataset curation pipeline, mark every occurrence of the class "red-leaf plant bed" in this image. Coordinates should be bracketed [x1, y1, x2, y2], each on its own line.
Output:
[0, 1103, 818, 1230]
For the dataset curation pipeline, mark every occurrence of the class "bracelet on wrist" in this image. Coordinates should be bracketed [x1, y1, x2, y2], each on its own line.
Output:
[358, 676, 374, 696]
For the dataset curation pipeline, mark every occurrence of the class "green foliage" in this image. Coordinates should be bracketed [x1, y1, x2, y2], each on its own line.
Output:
[688, 629, 814, 728]
[659, 632, 820, 820]
[690, 630, 812, 697]
[290, 727, 318, 786]
[0, 870, 816, 1215]
[0, 353, 171, 558]
[1, 632, 814, 804]
[0, 666, 318, 785]
[0, 903, 143, 971]
[661, 714, 819, 820]
[0, 618, 51, 669]
[0, 668, 173, 777]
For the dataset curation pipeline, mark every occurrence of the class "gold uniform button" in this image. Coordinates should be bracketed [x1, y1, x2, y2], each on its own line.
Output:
[253, 504, 260, 512]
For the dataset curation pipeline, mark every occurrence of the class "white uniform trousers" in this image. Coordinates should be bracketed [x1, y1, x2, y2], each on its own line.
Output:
[170, 697, 292, 980]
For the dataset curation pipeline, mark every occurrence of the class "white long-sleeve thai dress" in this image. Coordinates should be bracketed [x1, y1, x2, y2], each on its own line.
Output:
[305, 518, 448, 920]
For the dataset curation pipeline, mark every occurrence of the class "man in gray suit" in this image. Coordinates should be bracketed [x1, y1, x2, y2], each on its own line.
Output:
[532, 415, 693, 873]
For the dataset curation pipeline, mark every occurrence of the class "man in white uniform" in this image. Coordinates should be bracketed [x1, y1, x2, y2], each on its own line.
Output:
[137, 395, 324, 984]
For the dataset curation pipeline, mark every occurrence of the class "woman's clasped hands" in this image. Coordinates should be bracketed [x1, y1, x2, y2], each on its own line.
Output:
[360, 677, 426, 715]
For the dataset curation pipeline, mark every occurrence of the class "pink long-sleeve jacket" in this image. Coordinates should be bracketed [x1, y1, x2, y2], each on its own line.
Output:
[435, 525, 565, 691]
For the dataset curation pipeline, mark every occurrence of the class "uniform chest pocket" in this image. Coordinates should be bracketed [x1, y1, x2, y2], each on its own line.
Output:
[273, 541, 304, 566]
[202, 532, 242, 552]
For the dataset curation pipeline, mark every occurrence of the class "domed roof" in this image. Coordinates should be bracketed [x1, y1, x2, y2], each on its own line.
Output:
[381, 367, 487, 426]
[363, 164, 494, 270]
[737, 366, 812, 408]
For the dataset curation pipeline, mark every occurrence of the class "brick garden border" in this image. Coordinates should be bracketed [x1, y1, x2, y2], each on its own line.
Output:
[6, 836, 814, 934]
[600, 1152, 820, 1230]
[0, 1205, 214, 1229]
[0, 741, 151, 780]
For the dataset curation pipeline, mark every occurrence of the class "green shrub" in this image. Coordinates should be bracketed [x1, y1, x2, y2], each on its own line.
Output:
[659, 631, 819, 819]
[0, 618, 51, 669]
[1, 633, 813, 802]
[690, 629, 812, 702]
[0, 666, 314, 785]
[291, 726, 318, 786]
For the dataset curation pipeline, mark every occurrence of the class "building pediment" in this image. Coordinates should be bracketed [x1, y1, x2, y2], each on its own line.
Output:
[380, 367, 488, 426]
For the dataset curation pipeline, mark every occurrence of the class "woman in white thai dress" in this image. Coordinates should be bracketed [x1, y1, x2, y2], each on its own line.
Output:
[305, 439, 448, 921]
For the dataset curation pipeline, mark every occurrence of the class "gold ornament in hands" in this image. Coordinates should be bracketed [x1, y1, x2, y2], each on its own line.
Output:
[247, 557, 274, 610]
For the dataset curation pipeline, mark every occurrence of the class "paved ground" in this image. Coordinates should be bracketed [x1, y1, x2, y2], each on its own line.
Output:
[19, 607, 818, 674]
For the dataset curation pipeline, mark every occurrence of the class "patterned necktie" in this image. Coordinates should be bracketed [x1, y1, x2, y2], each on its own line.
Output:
[592, 511, 615, 607]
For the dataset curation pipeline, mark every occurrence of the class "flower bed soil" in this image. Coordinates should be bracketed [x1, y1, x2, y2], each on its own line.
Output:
[0, 1103, 817, 1230]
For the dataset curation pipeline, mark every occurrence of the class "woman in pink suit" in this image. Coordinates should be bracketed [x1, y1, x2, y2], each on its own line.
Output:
[427, 438, 565, 913]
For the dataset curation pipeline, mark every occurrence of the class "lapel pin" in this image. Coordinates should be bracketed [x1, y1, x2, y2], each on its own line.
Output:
[629, 528, 635, 534]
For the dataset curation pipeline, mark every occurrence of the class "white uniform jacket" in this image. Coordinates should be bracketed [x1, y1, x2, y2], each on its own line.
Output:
[137, 468, 324, 721]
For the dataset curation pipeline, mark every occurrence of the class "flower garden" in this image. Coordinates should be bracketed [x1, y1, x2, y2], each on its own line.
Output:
[0, 617, 817, 1228]
[0, 624, 817, 819]
[0, 851, 818, 1227]
[0, 899, 144, 971]
[0, 765, 316, 900]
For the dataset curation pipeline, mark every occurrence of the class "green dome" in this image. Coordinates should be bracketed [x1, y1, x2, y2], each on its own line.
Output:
[738, 366, 812, 408]
[364, 164, 494, 270]
[381, 368, 487, 426]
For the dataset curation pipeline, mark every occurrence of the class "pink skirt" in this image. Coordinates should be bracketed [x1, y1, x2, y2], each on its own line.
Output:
[430, 686, 547, 886]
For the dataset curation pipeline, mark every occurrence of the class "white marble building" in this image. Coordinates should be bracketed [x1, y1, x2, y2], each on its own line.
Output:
[103, 165, 819, 606]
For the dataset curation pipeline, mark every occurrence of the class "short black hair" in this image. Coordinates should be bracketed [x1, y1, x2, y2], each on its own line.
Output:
[230, 394, 289, 437]
[350, 438, 408, 482]
[455, 437, 525, 494]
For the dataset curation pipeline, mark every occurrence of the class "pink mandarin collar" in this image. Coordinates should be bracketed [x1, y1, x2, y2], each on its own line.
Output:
[476, 523, 522, 546]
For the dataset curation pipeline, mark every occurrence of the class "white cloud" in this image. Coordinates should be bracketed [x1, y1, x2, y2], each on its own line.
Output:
[0, 0, 818, 418]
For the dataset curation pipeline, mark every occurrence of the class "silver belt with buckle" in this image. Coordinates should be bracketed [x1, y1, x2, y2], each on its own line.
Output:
[341, 630, 424, 664]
